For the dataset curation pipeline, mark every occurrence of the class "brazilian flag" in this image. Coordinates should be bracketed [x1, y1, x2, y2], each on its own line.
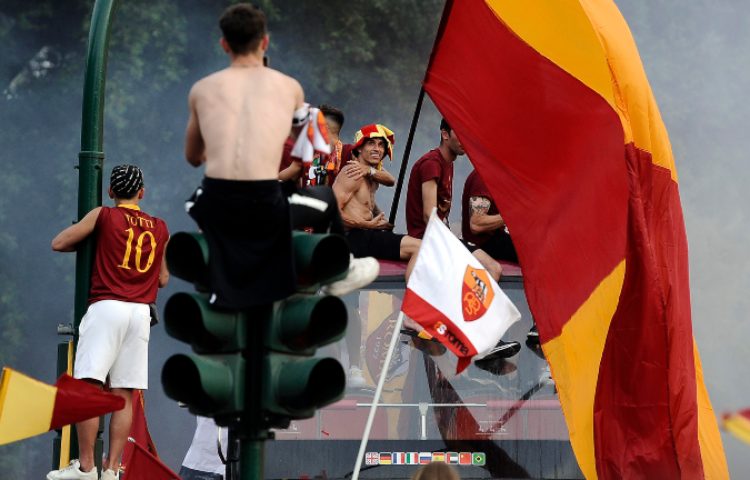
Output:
[472, 452, 486, 466]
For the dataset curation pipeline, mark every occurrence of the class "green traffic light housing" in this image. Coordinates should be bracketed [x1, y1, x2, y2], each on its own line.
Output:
[163, 292, 246, 353]
[162, 229, 353, 435]
[261, 293, 348, 425]
[162, 353, 245, 424]
[263, 356, 345, 423]
[166, 231, 209, 290]
[267, 295, 347, 355]
[292, 232, 349, 288]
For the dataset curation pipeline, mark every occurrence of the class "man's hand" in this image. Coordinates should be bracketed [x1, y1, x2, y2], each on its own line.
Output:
[343, 161, 369, 180]
[438, 198, 452, 215]
[368, 212, 392, 230]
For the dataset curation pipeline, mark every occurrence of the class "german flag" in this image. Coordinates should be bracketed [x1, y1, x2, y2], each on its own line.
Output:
[0, 367, 125, 445]
[423, 1, 728, 478]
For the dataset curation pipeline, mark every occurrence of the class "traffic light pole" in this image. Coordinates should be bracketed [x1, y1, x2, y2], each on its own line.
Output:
[239, 306, 267, 480]
[162, 233, 349, 479]
[76, 0, 119, 329]
[239, 439, 264, 480]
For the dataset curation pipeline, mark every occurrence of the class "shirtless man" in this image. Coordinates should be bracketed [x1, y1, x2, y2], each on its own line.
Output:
[184, 4, 304, 308]
[333, 124, 421, 277]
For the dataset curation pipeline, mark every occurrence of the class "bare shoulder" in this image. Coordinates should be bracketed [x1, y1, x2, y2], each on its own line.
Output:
[337, 165, 363, 189]
[266, 68, 303, 98]
[188, 75, 216, 105]
[267, 67, 301, 85]
[190, 70, 226, 93]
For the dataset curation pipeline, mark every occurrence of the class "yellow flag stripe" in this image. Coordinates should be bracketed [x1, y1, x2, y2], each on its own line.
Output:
[0, 367, 57, 445]
[484, 0, 616, 111]
[577, 0, 677, 180]
[542, 259, 626, 480]
[485, 0, 677, 181]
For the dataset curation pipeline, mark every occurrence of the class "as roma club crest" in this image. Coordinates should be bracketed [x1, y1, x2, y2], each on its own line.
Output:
[461, 265, 495, 321]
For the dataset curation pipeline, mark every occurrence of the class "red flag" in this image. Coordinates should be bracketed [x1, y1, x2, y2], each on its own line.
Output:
[423, 1, 727, 478]
[122, 438, 180, 480]
[121, 390, 158, 471]
[51, 374, 126, 430]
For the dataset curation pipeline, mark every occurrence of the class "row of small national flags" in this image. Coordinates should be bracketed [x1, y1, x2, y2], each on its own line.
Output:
[365, 451, 486, 466]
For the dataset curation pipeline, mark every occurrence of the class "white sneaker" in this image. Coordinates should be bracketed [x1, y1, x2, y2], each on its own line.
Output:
[47, 460, 98, 480]
[100, 469, 119, 480]
[322, 256, 379, 296]
[348, 366, 367, 389]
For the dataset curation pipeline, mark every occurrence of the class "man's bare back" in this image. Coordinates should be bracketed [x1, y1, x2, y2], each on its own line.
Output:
[186, 66, 303, 180]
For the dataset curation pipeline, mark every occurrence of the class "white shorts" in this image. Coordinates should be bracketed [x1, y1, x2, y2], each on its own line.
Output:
[74, 299, 151, 389]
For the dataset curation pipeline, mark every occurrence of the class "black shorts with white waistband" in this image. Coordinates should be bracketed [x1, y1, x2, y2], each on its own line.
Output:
[187, 178, 295, 309]
[345, 228, 404, 261]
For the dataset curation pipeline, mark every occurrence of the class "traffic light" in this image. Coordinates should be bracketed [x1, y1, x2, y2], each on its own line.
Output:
[163, 231, 209, 290]
[161, 230, 352, 432]
[160, 232, 246, 425]
[291, 231, 350, 288]
[161, 292, 246, 422]
[262, 295, 347, 426]
[260, 232, 350, 428]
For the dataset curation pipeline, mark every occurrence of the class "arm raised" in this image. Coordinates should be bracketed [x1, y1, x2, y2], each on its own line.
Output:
[52, 207, 102, 252]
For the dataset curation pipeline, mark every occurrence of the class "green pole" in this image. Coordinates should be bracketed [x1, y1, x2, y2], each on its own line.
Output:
[238, 308, 268, 479]
[74, 0, 120, 328]
[239, 438, 264, 480]
[54, 0, 120, 468]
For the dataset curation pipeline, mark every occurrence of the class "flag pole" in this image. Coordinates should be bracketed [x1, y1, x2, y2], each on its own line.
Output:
[351, 311, 405, 480]
[387, 0, 456, 225]
[388, 88, 425, 225]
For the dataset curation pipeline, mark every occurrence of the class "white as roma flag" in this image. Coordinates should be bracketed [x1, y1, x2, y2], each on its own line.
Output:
[401, 212, 521, 373]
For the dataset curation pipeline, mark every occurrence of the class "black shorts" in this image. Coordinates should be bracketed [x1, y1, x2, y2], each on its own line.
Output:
[471, 232, 518, 263]
[187, 178, 295, 309]
[345, 228, 404, 261]
[460, 239, 480, 253]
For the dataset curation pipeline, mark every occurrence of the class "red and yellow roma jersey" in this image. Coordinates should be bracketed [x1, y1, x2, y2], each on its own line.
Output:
[89, 205, 169, 305]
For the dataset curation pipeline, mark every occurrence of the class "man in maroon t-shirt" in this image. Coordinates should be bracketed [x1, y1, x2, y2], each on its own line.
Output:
[405, 118, 458, 239]
[462, 169, 518, 263]
[48, 165, 169, 480]
[461, 169, 539, 343]
[404, 120, 520, 359]
[405, 119, 502, 278]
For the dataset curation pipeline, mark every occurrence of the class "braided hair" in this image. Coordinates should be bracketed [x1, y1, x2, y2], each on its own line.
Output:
[110, 164, 144, 199]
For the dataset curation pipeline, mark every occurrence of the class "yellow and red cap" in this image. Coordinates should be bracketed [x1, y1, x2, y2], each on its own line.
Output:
[352, 124, 395, 161]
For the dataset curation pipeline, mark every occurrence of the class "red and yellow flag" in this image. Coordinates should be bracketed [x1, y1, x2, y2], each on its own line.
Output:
[423, 1, 728, 478]
[723, 409, 750, 446]
[0, 367, 125, 446]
